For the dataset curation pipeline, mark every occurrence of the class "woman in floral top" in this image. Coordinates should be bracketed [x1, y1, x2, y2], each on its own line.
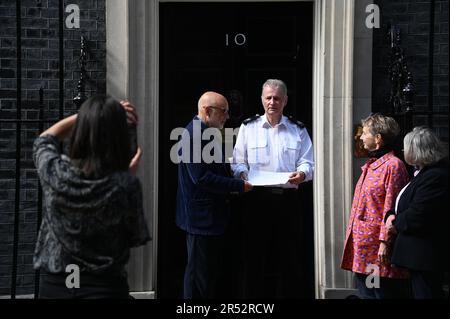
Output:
[341, 113, 410, 299]
[33, 96, 150, 299]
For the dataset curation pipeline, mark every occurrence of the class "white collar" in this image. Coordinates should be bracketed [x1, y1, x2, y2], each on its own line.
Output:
[262, 114, 287, 128]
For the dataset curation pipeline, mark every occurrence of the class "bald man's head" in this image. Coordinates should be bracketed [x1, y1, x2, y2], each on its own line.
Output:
[197, 91, 229, 129]
[197, 92, 227, 112]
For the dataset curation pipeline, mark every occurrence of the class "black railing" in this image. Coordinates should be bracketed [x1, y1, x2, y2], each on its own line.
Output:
[427, 0, 436, 127]
[386, 0, 448, 136]
[386, 23, 416, 137]
[74, 36, 88, 108]
[10, 0, 23, 300]
[0, 0, 89, 298]
[385, 11, 448, 173]
[34, 88, 44, 298]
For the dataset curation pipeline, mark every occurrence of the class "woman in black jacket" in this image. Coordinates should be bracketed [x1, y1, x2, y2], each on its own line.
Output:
[385, 126, 448, 299]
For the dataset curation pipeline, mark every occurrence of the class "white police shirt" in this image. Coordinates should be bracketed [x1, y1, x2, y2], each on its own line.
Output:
[231, 114, 314, 189]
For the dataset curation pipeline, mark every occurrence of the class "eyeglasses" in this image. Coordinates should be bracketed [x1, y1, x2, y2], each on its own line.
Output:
[204, 106, 229, 114]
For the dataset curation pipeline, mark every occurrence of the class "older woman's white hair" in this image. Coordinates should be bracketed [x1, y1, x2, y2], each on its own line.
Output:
[403, 126, 448, 168]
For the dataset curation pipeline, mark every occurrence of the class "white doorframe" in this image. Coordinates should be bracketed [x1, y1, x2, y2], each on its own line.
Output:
[107, 0, 356, 299]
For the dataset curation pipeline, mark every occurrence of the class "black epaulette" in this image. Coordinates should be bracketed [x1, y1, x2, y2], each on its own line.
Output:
[242, 114, 260, 125]
[288, 116, 305, 129]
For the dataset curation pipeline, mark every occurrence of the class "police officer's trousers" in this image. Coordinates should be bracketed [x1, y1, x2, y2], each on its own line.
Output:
[241, 187, 306, 298]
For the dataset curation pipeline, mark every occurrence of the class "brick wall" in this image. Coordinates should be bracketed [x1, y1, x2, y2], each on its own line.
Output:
[372, 0, 449, 142]
[0, 0, 106, 296]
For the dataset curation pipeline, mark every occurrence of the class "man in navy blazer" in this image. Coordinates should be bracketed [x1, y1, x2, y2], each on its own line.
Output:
[176, 91, 253, 299]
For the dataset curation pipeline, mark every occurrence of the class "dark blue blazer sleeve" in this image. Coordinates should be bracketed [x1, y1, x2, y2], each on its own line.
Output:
[184, 161, 244, 194]
[180, 131, 244, 194]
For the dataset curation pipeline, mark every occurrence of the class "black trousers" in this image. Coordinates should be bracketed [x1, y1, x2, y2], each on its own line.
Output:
[410, 270, 445, 299]
[354, 273, 411, 299]
[240, 187, 306, 299]
[183, 233, 225, 299]
[38, 271, 130, 299]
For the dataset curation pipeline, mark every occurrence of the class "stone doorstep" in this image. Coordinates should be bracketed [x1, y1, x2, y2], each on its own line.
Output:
[0, 287, 447, 299]
[0, 291, 155, 299]
[0, 294, 34, 299]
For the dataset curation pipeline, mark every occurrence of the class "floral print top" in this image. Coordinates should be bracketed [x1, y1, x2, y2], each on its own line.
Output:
[341, 151, 409, 278]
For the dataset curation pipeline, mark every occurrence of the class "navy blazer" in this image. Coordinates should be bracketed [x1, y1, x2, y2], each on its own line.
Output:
[385, 161, 449, 272]
[176, 117, 244, 235]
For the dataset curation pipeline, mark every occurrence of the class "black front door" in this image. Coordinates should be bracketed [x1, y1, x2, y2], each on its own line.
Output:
[159, 2, 314, 298]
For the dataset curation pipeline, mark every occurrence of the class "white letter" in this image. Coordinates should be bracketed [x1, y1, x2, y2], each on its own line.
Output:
[192, 120, 202, 164]
[65, 4, 80, 29]
[365, 264, 380, 288]
[234, 33, 247, 46]
[65, 264, 80, 289]
[224, 128, 239, 163]
[202, 128, 222, 164]
[204, 306, 210, 317]
[365, 4, 380, 29]
[170, 128, 190, 164]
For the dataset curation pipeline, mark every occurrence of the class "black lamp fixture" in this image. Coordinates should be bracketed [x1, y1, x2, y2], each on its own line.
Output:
[73, 36, 88, 108]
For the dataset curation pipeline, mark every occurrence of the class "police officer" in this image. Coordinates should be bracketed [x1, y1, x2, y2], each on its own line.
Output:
[232, 79, 314, 298]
